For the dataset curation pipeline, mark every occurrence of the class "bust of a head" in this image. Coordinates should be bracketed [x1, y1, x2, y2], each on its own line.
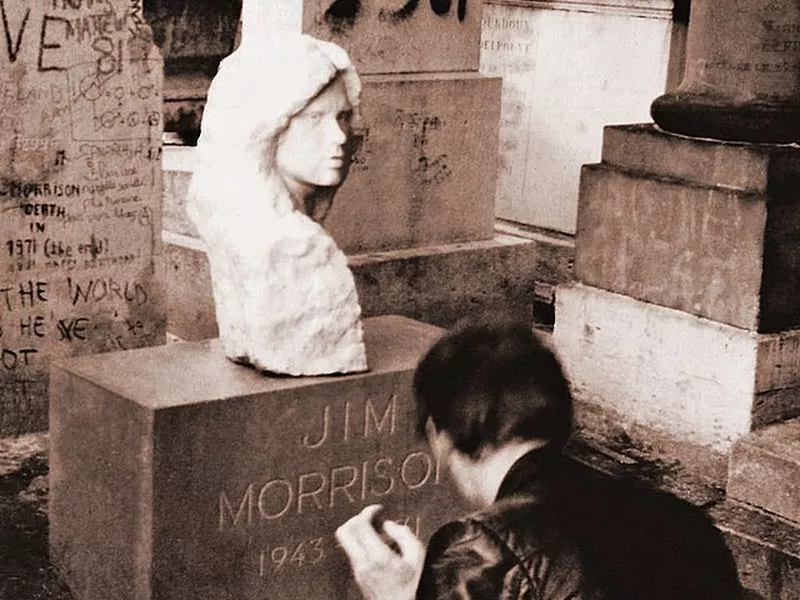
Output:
[188, 34, 368, 376]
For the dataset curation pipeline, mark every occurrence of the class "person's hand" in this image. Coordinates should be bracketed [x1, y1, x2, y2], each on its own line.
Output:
[336, 504, 425, 600]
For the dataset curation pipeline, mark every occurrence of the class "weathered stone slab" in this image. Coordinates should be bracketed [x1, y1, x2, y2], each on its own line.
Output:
[50, 315, 468, 600]
[163, 230, 544, 341]
[575, 128, 800, 332]
[553, 283, 800, 451]
[163, 73, 500, 253]
[727, 419, 800, 523]
[241, 0, 481, 75]
[0, 0, 165, 435]
[601, 124, 800, 193]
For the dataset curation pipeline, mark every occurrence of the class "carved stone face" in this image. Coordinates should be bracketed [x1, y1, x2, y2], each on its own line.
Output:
[275, 76, 354, 199]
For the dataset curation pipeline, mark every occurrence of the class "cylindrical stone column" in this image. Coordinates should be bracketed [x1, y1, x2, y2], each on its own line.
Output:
[651, 0, 800, 143]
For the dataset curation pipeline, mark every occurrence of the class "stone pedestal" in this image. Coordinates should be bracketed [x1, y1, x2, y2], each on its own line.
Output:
[50, 316, 468, 600]
[651, 0, 800, 142]
[554, 125, 800, 452]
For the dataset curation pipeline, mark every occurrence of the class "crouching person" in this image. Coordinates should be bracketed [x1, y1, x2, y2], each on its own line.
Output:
[336, 319, 743, 599]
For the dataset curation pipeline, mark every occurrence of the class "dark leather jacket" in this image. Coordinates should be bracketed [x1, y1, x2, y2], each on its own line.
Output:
[416, 448, 742, 600]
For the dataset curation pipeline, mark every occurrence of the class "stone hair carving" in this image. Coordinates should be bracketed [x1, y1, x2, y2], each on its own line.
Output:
[188, 33, 368, 376]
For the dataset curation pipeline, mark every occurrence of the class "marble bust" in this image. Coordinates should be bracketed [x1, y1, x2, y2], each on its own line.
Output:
[187, 33, 368, 376]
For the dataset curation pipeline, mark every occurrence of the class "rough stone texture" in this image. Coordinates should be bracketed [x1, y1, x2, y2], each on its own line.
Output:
[187, 34, 367, 376]
[575, 126, 800, 333]
[162, 229, 567, 341]
[240, 0, 481, 75]
[553, 283, 800, 451]
[727, 419, 800, 523]
[163, 73, 501, 253]
[49, 316, 469, 600]
[0, 0, 166, 437]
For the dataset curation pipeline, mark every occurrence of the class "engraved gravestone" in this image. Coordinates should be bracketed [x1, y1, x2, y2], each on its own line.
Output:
[50, 316, 468, 600]
[0, 0, 165, 434]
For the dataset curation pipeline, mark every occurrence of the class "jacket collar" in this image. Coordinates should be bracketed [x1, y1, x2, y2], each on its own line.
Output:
[495, 445, 562, 501]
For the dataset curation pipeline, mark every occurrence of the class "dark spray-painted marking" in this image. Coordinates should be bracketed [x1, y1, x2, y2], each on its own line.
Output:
[379, 0, 419, 24]
[430, 0, 451, 16]
[324, 0, 361, 33]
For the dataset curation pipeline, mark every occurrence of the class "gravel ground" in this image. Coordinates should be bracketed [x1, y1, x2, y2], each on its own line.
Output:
[0, 435, 73, 600]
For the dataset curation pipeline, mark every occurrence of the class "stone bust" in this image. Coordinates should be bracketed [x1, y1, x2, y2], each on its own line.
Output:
[187, 33, 368, 376]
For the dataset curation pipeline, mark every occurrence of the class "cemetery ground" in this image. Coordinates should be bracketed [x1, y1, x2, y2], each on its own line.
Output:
[0, 429, 754, 600]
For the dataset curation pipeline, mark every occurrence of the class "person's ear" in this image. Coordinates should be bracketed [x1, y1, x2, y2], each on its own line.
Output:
[425, 418, 455, 462]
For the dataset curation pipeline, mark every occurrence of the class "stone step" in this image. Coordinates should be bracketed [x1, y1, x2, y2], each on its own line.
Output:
[713, 498, 800, 599]
[163, 226, 573, 341]
[728, 418, 800, 524]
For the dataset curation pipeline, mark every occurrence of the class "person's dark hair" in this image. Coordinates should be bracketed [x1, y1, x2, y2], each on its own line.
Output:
[413, 318, 574, 458]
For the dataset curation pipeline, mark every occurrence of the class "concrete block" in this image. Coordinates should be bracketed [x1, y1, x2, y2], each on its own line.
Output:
[553, 283, 800, 451]
[0, 256, 166, 436]
[727, 419, 800, 523]
[575, 159, 800, 332]
[163, 73, 500, 253]
[163, 230, 542, 341]
[50, 316, 468, 600]
[242, 0, 481, 75]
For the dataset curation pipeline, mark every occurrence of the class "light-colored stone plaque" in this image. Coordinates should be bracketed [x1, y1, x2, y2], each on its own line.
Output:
[0, 0, 165, 434]
[479, 2, 671, 234]
[241, 0, 482, 75]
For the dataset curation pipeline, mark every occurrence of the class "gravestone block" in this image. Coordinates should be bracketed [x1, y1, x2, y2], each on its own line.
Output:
[575, 126, 800, 332]
[50, 316, 469, 600]
[0, 0, 166, 434]
[243, 0, 482, 75]
[163, 73, 501, 253]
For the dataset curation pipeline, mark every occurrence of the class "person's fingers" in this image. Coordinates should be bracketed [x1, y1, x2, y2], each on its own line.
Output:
[336, 504, 393, 565]
[360, 504, 386, 526]
[382, 520, 425, 565]
[335, 519, 370, 565]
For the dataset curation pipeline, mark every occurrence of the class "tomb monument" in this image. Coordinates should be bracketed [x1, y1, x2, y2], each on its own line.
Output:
[50, 26, 469, 600]
[0, 0, 166, 435]
[162, 0, 544, 338]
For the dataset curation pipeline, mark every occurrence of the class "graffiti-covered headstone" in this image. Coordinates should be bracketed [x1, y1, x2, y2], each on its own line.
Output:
[0, 0, 165, 434]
